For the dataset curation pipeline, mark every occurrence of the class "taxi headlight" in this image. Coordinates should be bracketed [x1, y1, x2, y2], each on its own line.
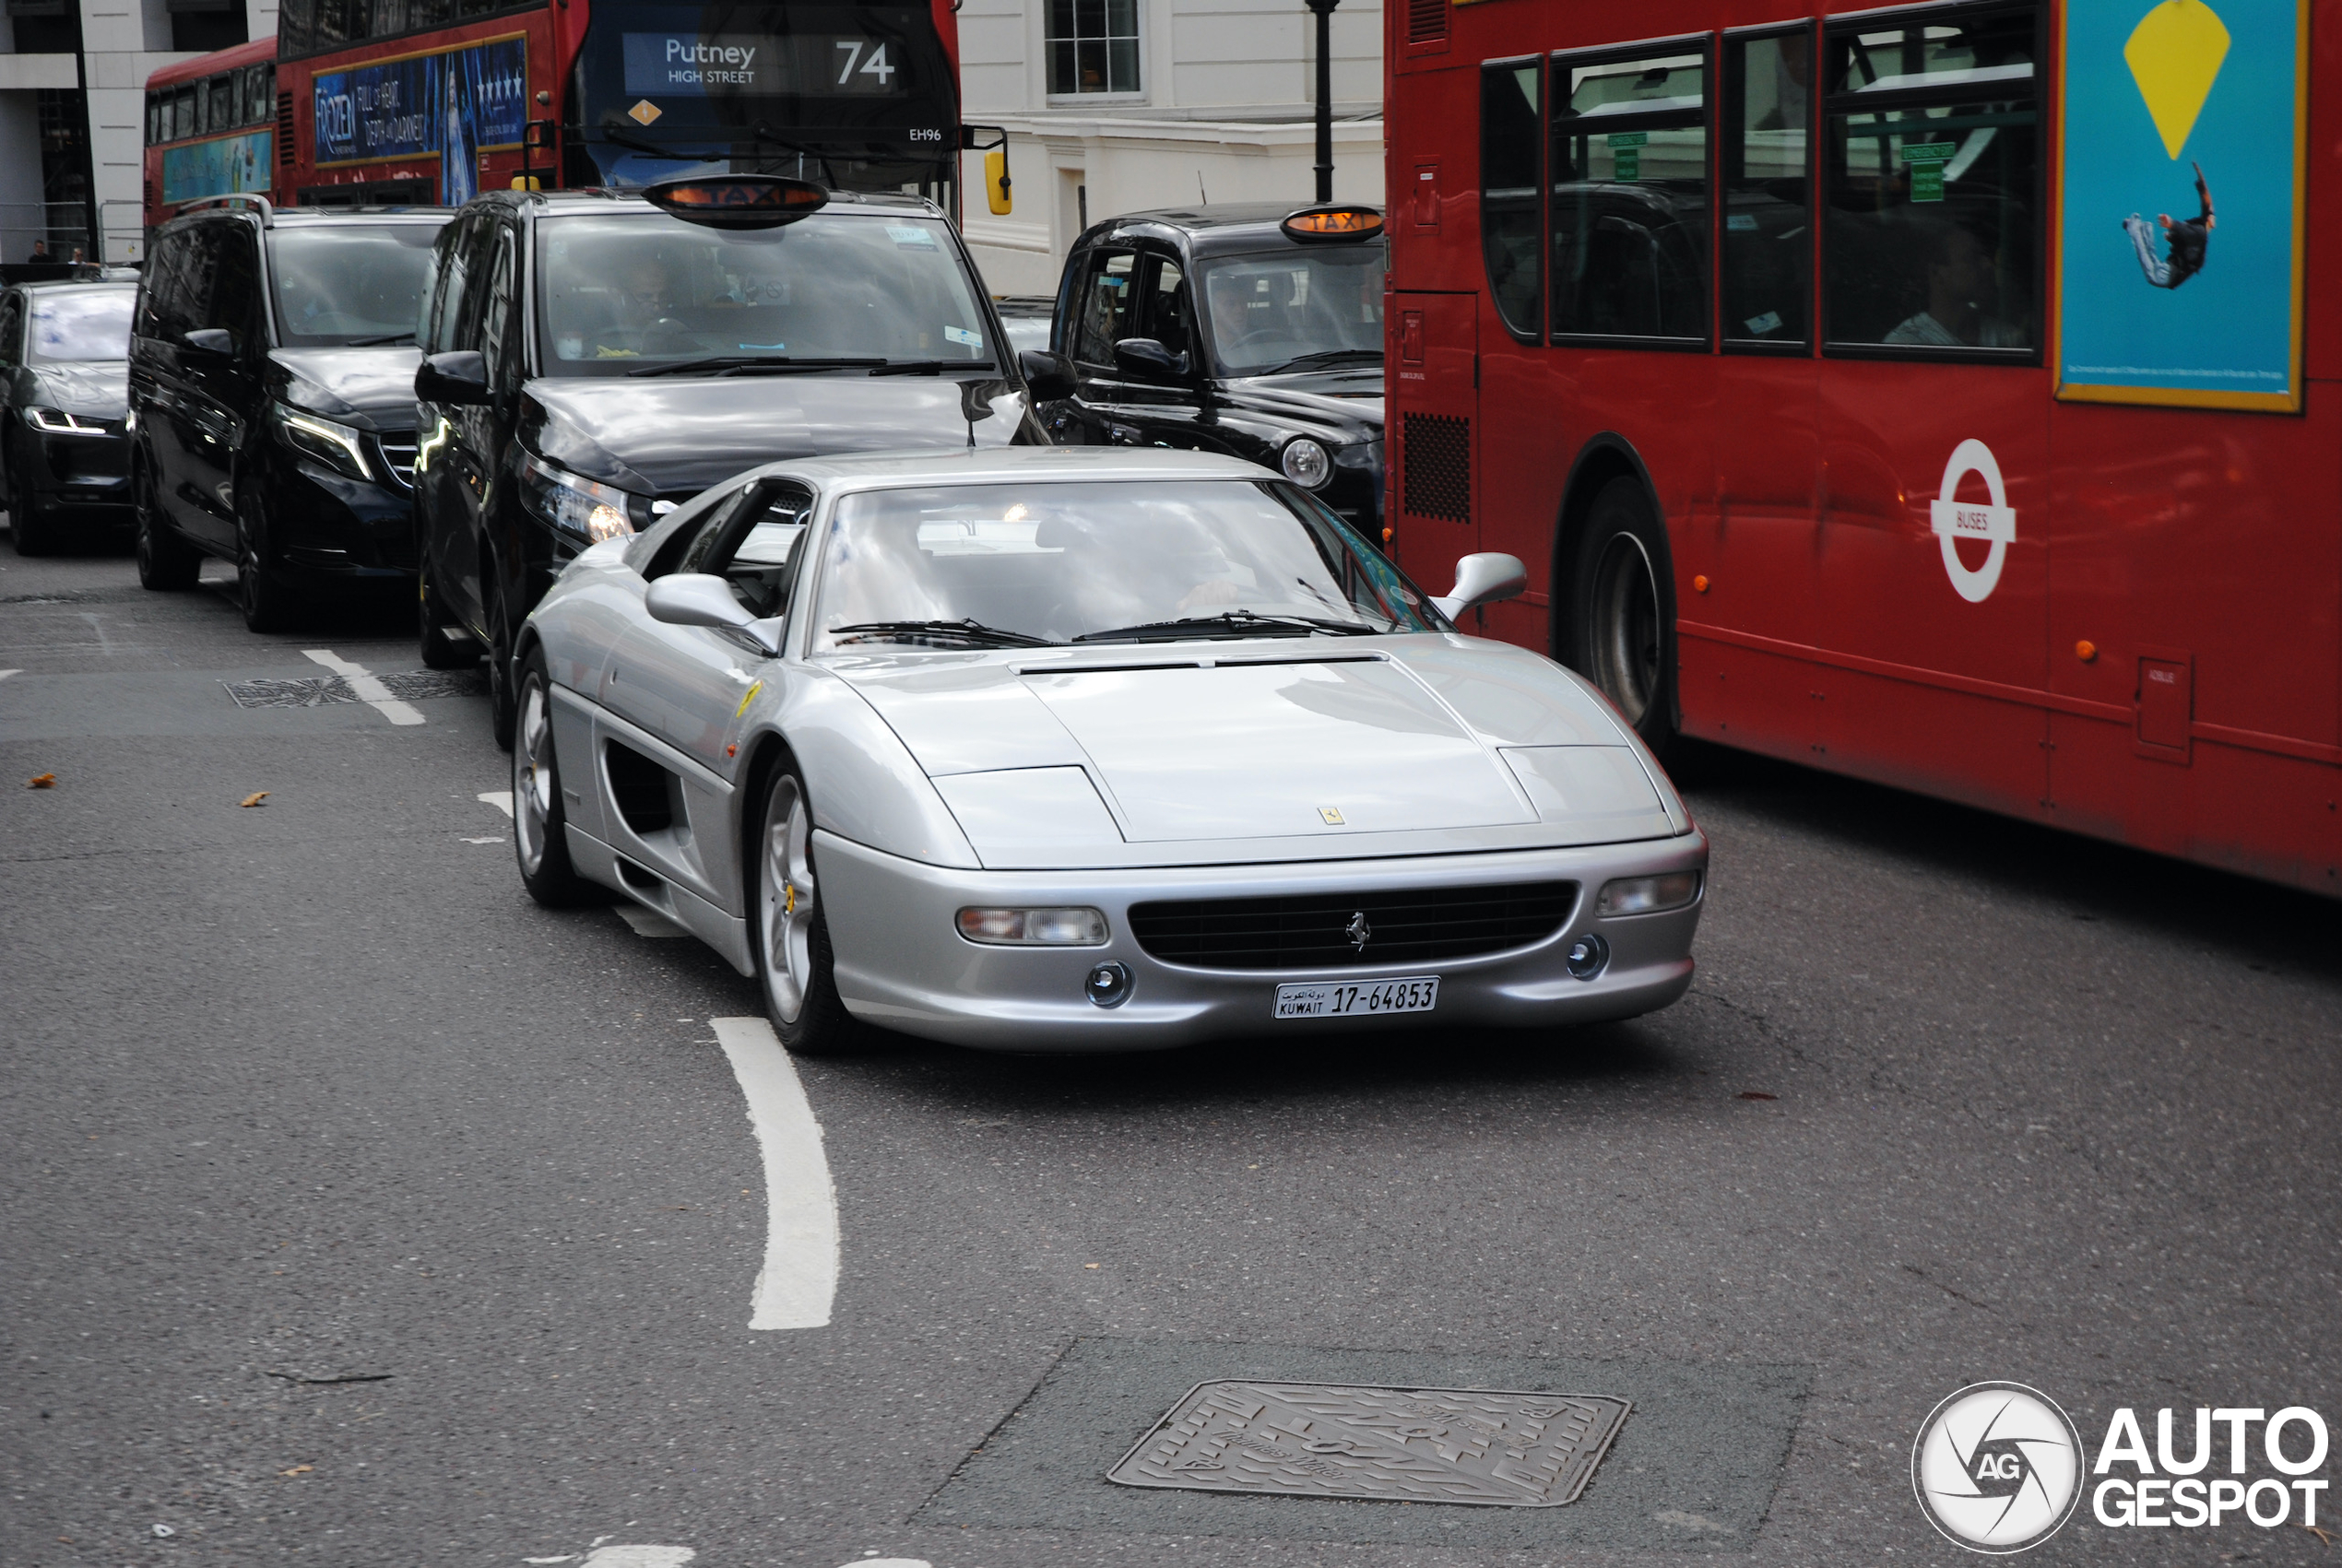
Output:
[956, 906, 1110, 945]
[518, 452, 641, 545]
[1596, 871, 1702, 916]
[1281, 437, 1332, 489]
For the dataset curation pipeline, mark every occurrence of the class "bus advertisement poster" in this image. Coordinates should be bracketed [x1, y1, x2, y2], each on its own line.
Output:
[161, 130, 272, 206]
[313, 36, 529, 205]
[2054, 0, 2307, 411]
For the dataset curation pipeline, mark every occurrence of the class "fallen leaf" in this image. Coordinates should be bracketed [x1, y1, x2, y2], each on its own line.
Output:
[240, 792, 270, 808]
[278, 1465, 313, 1477]
[1084, 1263, 1101, 1269]
[1738, 1091, 1778, 1101]
[27, 772, 55, 788]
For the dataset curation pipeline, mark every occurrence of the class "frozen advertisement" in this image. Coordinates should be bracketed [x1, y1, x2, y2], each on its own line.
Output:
[161, 131, 272, 206]
[313, 36, 530, 206]
[2055, 0, 2307, 411]
[619, 30, 908, 98]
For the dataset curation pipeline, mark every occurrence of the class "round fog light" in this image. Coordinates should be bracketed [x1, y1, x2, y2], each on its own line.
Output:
[1085, 961, 1132, 1008]
[1565, 933, 1610, 981]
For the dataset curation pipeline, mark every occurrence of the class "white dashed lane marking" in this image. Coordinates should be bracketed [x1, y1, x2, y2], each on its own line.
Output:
[303, 648, 424, 725]
[613, 903, 690, 938]
[479, 790, 515, 817]
[712, 1017, 839, 1330]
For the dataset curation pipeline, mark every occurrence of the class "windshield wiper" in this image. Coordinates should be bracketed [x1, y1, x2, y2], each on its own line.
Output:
[867, 360, 998, 377]
[342, 331, 415, 347]
[827, 619, 1059, 649]
[1258, 348, 1383, 375]
[626, 355, 886, 378]
[1072, 609, 1383, 643]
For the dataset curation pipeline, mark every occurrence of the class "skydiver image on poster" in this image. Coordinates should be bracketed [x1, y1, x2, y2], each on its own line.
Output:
[441, 62, 477, 206]
[2123, 160, 2215, 288]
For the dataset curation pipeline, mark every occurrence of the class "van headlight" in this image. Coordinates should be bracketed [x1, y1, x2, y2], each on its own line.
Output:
[517, 452, 642, 544]
[272, 405, 373, 481]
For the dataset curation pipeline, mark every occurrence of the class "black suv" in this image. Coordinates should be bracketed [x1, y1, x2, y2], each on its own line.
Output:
[0, 280, 137, 553]
[411, 178, 1059, 744]
[127, 198, 452, 627]
[1038, 204, 1387, 541]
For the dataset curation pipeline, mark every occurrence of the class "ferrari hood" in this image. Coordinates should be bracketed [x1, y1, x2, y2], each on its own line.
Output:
[835, 640, 1682, 866]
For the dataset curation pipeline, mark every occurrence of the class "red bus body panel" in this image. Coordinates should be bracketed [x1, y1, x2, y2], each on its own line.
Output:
[142, 38, 279, 233]
[1386, 0, 2342, 893]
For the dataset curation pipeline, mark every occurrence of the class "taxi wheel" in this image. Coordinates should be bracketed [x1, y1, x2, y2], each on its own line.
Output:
[417, 554, 478, 670]
[235, 489, 294, 634]
[756, 765, 859, 1056]
[1568, 476, 1677, 756]
[134, 454, 198, 590]
[513, 649, 589, 907]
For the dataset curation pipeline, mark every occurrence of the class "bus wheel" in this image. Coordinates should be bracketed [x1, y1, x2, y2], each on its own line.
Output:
[1569, 476, 1676, 754]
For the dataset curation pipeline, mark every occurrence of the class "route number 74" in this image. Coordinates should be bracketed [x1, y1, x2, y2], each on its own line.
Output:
[834, 41, 894, 86]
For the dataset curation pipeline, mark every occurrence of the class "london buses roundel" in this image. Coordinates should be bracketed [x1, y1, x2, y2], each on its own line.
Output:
[1930, 439, 2017, 604]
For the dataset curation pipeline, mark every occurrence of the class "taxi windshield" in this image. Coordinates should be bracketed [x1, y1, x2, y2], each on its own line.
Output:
[534, 211, 993, 375]
[1197, 242, 1385, 377]
[28, 289, 136, 361]
[269, 225, 442, 347]
[809, 479, 1439, 651]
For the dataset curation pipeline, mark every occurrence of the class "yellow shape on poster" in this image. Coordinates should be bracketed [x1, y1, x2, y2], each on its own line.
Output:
[2123, 0, 2231, 159]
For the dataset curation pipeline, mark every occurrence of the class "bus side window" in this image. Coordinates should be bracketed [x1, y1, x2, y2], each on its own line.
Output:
[1548, 41, 1710, 343]
[311, 0, 352, 53]
[1480, 58, 1542, 340]
[1821, 4, 2039, 355]
[279, 0, 313, 59]
[1721, 28, 1813, 348]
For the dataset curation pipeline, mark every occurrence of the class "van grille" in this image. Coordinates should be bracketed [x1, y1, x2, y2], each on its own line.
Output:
[1401, 412, 1470, 523]
[1129, 881, 1578, 971]
[373, 431, 418, 489]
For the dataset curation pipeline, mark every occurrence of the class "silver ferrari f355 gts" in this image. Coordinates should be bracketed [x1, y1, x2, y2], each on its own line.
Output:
[511, 446, 1707, 1055]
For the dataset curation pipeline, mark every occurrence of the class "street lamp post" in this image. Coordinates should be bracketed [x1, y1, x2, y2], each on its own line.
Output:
[1305, 0, 1341, 203]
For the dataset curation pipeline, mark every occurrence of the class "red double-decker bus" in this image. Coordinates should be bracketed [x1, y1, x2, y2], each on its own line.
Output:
[143, 40, 279, 233]
[1384, 0, 2336, 892]
[268, 0, 965, 210]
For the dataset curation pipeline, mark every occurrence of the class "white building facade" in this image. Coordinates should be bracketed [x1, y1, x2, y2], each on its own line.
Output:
[0, 0, 271, 264]
[952, 0, 1384, 295]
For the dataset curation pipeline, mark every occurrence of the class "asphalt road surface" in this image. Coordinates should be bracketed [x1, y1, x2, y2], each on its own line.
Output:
[5, 530, 2336, 1568]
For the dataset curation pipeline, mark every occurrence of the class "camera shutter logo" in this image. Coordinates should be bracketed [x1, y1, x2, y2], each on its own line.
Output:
[1912, 1382, 2084, 1553]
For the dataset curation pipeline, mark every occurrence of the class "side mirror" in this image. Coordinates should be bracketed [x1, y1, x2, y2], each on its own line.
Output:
[1018, 348, 1076, 402]
[181, 327, 233, 357]
[1112, 336, 1189, 382]
[1429, 552, 1529, 620]
[645, 572, 781, 655]
[415, 349, 490, 407]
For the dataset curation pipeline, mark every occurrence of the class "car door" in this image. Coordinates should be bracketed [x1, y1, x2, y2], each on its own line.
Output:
[415, 212, 479, 625]
[191, 221, 266, 540]
[596, 477, 812, 914]
[467, 218, 527, 643]
[142, 226, 222, 545]
[0, 290, 25, 505]
[1057, 245, 1145, 445]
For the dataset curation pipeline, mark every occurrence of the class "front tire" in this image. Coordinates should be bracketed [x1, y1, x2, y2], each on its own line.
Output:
[755, 766, 859, 1055]
[1567, 476, 1677, 755]
[7, 437, 52, 556]
[485, 572, 518, 750]
[133, 453, 199, 590]
[418, 548, 478, 670]
[513, 649, 590, 907]
[236, 486, 295, 633]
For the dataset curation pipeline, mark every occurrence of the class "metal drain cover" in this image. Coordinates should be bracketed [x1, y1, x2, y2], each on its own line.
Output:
[220, 677, 360, 710]
[1108, 1381, 1630, 1508]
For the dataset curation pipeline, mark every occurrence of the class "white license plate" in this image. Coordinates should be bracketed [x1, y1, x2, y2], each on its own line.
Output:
[1273, 976, 1439, 1019]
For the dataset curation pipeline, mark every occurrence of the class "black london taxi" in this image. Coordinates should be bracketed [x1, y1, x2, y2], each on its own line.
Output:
[410, 176, 1059, 745]
[1035, 204, 1385, 540]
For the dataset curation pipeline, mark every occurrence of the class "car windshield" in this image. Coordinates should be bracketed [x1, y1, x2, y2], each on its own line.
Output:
[28, 289, 136, 361]
[1198, 243, 1385, 377]
[536, 212, 993, 375]
[269, 225, 442, 347]
[808, 480, 1440, 651]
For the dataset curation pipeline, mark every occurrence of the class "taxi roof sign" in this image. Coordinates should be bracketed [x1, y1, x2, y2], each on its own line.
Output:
[1282, 205, 1384, 242]
[645, 175, 828, 230]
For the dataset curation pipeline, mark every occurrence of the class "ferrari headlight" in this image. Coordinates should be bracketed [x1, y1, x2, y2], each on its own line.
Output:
[518, 452, 639, 545]
[1281, 437, 1332, 489]
[272, 405, 373, 480]
[955, 906, 1110, 946]
[1596, 871, 1702, 916]
[25, 407, 109, 435]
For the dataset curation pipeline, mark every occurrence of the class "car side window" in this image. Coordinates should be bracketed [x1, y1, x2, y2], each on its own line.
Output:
[182, 224, 226, 340]
[696, 481, 815, 619]
[643, 482, 759, 581]
[0, 295, 21, 363]
[141, 232, 195, 343]
[207, 226, 264, 349]
[1143, 254, 1195, 363]
[1069, 250, 1140, 365]
[478, 225, 520, 386]
[422, 214, 474, 355]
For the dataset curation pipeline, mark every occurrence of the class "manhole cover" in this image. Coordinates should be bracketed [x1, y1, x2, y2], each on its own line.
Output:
[221, 677, 359, 710]
[1108, 1381, 1630, 1508]
[374, 669, 486, 700]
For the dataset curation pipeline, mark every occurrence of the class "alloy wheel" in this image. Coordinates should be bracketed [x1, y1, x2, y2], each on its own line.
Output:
[761, 776, 817, 1024]
[1588, 532, 1662, 726]
[514, 676, 555, 877]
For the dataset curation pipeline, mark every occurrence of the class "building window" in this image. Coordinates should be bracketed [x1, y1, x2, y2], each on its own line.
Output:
[1048, 0, 1141, 96]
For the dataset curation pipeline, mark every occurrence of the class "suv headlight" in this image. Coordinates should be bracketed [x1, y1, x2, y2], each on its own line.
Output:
[272, 405, 373, 481]
[25, 407, 110, 435]
[1281, 437, 1332, 489]
[517, 452, 640, 545]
